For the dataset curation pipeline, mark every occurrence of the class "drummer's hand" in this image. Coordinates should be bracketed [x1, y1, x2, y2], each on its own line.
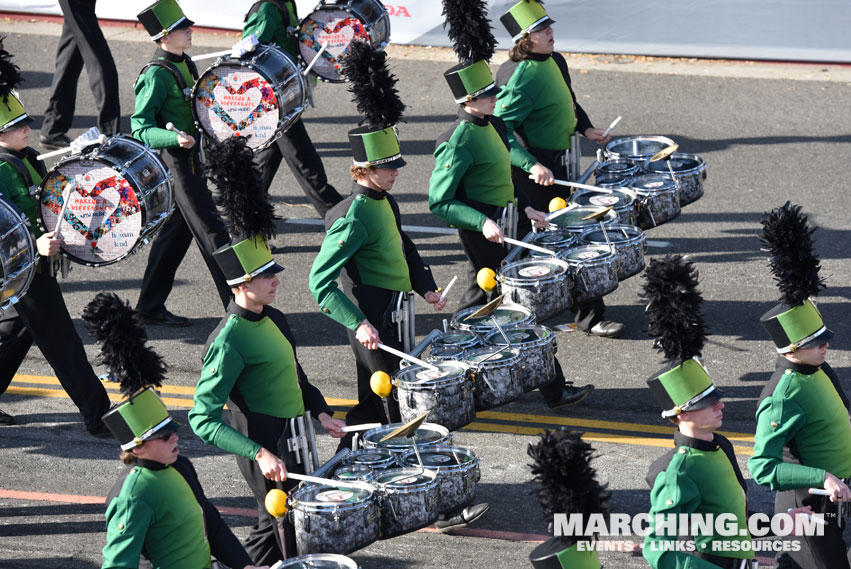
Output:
[824, 472, 851, 502]
[355, 320, 381, 350]
[36, 231, 61, 257]
[176, 132, 196, 149]
[524, 207, 549, 229]
[530, 163, 554, 186]
[424, 290, 447, 312]
[318, 412, 346, 438]
[584, 128, 611, 144]
[255, 447, 288, 482]
[482, 218, 504, 243]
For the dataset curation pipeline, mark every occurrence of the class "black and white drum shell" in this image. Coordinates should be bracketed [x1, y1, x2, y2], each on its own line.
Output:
[605, 135, 677, 162]
[399, 445, 481, 515]
[373, 467, 440, 538]
[561, 244, 619, 302]
[276, 553, 361, 569]
[597, 158, 640, 178]
[333, 465, 376, 483]
[0, 196, 36, 313]
[464, 347, 523, 411]
[546, 206, 618, 235]
[497, 258, 572, 321]
[289, 484, 379, 555]
[393, 362, 475, 432]
[628, 174, 681, 229]
[569, 187, 639, 227]
[483, 325, 557, 392]
[642, 152, 707, 206]
[526, 229, 577, 259]
[451, 303, 535, 335]
[343, 448, 398, 471]
[579, 224, 647, 281]
[361, 423, 452, 455]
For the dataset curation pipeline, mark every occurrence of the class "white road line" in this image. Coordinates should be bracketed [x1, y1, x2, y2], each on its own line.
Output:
[284, 218, 458, 235]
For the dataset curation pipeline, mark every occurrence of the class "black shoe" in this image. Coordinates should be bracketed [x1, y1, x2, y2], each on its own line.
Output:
[588, 320, 625, 338]
[0, 409, 16, 425]
[434, 503, 490, 533]
[137, 308, 190, 327]
[88, 421, 112, 439]
[547, 385, 595, 411]
[39, 133, 72, 150]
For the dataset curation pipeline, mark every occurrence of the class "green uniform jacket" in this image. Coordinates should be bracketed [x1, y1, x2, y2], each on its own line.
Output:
[190, 300, 332, 460]
[429, 110, 529, 232]
[131, 49, 197, 149]
[0, 146, 45, 237]
[309, 183, 436, 330]
[243, 0, 298, 57]
[749, 358, 851, 491]
[494, 52, 593, 171]
[644, 431, 753, 568]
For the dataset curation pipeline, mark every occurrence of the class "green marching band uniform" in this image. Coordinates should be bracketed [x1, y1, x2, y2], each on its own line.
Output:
[642, 256, 753, 569]
[84, 292, 253, 569]
[748, 203, 851, 568]
[308, 42, 437, 443]
[132, 0, 233, 320]
[242, 0, 343, 216]
[0, 44, 111, 434]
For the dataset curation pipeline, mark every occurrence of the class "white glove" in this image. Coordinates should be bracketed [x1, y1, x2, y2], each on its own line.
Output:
[70, 126, 102, 154]
[231, 34, 259, 58]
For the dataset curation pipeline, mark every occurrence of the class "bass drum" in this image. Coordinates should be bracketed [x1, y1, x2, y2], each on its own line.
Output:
[193, 43, 306, 151]
[0, 195, 37, 314]
[37, 135, 173, 267]
[298, 0, 390, 83]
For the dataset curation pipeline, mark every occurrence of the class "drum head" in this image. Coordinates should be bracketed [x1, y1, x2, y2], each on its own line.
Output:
[364, 424, 447, 448]
[531, 230, 575, 247]
[402, 446, 476, 469]
[459, 306, 530, 328]
[500, 258, 568, 280]
[548, 207, 616, 230]
[374, 468, 435, 488]
[571, 189, 633, 209]
[299, 9, 371, 82]
[581, 225, 642, 244]
[333, 465, 374, 481]
[410, 364, 465, 384]
[563, 245, 614, 262]
[347, 448, 395, 467]
[629, 174, 678, 193]
[645, 153, 703, 174]
[294, 485, 371, 505]
[605, 136, 676, 161]
[599, 159, 638, 175]
[434, 331, 477, 347]
[465, 347, 516, 365]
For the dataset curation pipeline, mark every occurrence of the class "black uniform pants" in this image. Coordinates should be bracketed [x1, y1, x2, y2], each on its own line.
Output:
[136, 147, 231, 314]
[41, 0, 120, 137]
[230, 410, 305, 565]
[775, 488, 851, 569]
[0, 266, 110, 430]
[254, 118, 342, 218]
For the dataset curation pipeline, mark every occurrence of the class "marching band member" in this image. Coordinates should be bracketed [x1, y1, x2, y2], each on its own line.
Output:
[189, 138, 345, 566]
[309, 42, 444, 445]
[84, 292, 266, 569]
[0, 43, 111, 435]
[132, 0, 232, 326]
[494, 0, 623, 338]
[241, 0, 343, 217]
[748, 203, 851, 568]
[642, 256, 754, 568]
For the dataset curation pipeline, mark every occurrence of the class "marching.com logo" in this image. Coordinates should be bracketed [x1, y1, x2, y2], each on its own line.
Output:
[386, 5, 411, 17]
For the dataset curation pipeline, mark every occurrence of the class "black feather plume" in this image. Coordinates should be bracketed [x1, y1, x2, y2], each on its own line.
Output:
[0, 38, 23, 103]
[442, 0, 498, 64]
[528, 429, 611, 520]
[759, 202, 824, 306]
[82, 292, 166, 398]
[340, 41, 405, 129]
[204, 136, 276, 242]
[642, 255, 707, 363]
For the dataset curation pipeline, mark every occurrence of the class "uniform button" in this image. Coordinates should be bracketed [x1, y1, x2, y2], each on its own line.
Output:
[770, 421, 778, 428]
[445, 164, 450, 169]
[666, 499, 674, 505]
[678, 448, 687, 454]
[210, 367, 216, 373]
[322, 308, 330, 314]
[338, 240, 344, 246]
[784, 369, 792, 374]
[131, 467, 138, 473]
[118, 522, 125, 530]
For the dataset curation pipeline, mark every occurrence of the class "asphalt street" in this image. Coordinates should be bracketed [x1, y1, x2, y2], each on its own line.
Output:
[1, 17, 850, 569]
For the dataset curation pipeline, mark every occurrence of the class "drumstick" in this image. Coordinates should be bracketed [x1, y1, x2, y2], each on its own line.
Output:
[438, 276, 458, 303]
[302, 41, 329, 77]
[286, 471, 373, 491]
[602, 115, 622, 139]
[190, 48, 233, 62]
[534, 176, 614, 195]
[808, 488, 832, 496]
[165, 122, 190, 139]
[377, 343, 440, 373]
[340, 423, 382, 433]
[53, 179, 77, 238]
[36, 134, 107, 161]
[503, 236, 557, 256]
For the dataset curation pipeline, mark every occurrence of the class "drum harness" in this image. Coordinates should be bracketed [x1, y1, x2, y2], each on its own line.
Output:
[392, 291, 416, 354]
[280, 410, 321, 474]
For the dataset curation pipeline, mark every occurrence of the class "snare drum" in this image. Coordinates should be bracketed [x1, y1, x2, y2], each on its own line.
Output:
[277, 553, 360, 569]
[642, 152, 707, 206]
[546, 206, 618, 235]
[569, 188, 639, 226]
[193, 43, 306, 151]
[597, 158, 640, 178]
[579, 224, 647, 281]
[393, 362, 475, 432]
[483, 325, 557, 392]
[333, 465, 375, 483]
[289, 484, 379, 555]
[427, 330, 482, 360]
[373, 467, 439, 538]
[526, 229, 577, 259]
[605, 135, 677, 162]
[628, 174, 681, 229]
[497, 258, 572, 321]
[344, 448, 398, 471]
[361, 423, 452, 455]
[452, 303, 535, 335]
[594, 172, 631, 189]
[561, 245, 619, 303]
[400, 445, 481, 515]
[0, 196, 36, 313]
[37, 135, 173, 267]
[464, 346, 523, 411]
[298, 0, 390, 83]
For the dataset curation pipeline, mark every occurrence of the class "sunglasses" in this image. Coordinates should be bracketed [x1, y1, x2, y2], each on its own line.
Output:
[149, 430, 177, 442]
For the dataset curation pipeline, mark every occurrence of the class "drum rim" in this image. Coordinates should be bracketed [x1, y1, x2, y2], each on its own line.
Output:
[398, 445, 479, 473]
[290, 483, 374, 511]
[569, 187, 637, 211]
[562, 244, 619, 263]
[605, 135, 677, 159]
[463, 346, 521, 367]
[578, 224, 646, 246]
[452, 303, 533, 328]
[374, 467, 439, 492]
[346, 447, 397, 464]
[643, 152, 706, 175]
[278, 552, 360, 569]
[547, 207, 619, 228]
[482, 325, 555, 348]
[627, 173, 680, 193]
[394, 363, 468, 388]
[530, 229, 576, 247]
[362, 423, 450, 447]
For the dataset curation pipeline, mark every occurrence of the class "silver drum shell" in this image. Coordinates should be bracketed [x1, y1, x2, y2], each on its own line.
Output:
[497, 258, 572, 321]
[605, 135, 677, 162]
[561, 245, 619, 303]
[393, 362, 475, 432]
[399, 445, 481, 515]
[463, 347, 523, 411]
[641, 152, 707, 206]
[628, 174, 681, 229]
[373, 467, 440, 538]
[289, 484, 379, 555]
[569, 187, 638, 227]
[451, 303, 536, 335]
[482, 325, 557, 392]
[578, 224, 647, 281]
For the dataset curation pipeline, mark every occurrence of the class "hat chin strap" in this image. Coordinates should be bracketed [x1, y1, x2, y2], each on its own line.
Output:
[777, 325, 827, 354]
[661, 384, 717, 418]
[226, 260, 277, 286]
